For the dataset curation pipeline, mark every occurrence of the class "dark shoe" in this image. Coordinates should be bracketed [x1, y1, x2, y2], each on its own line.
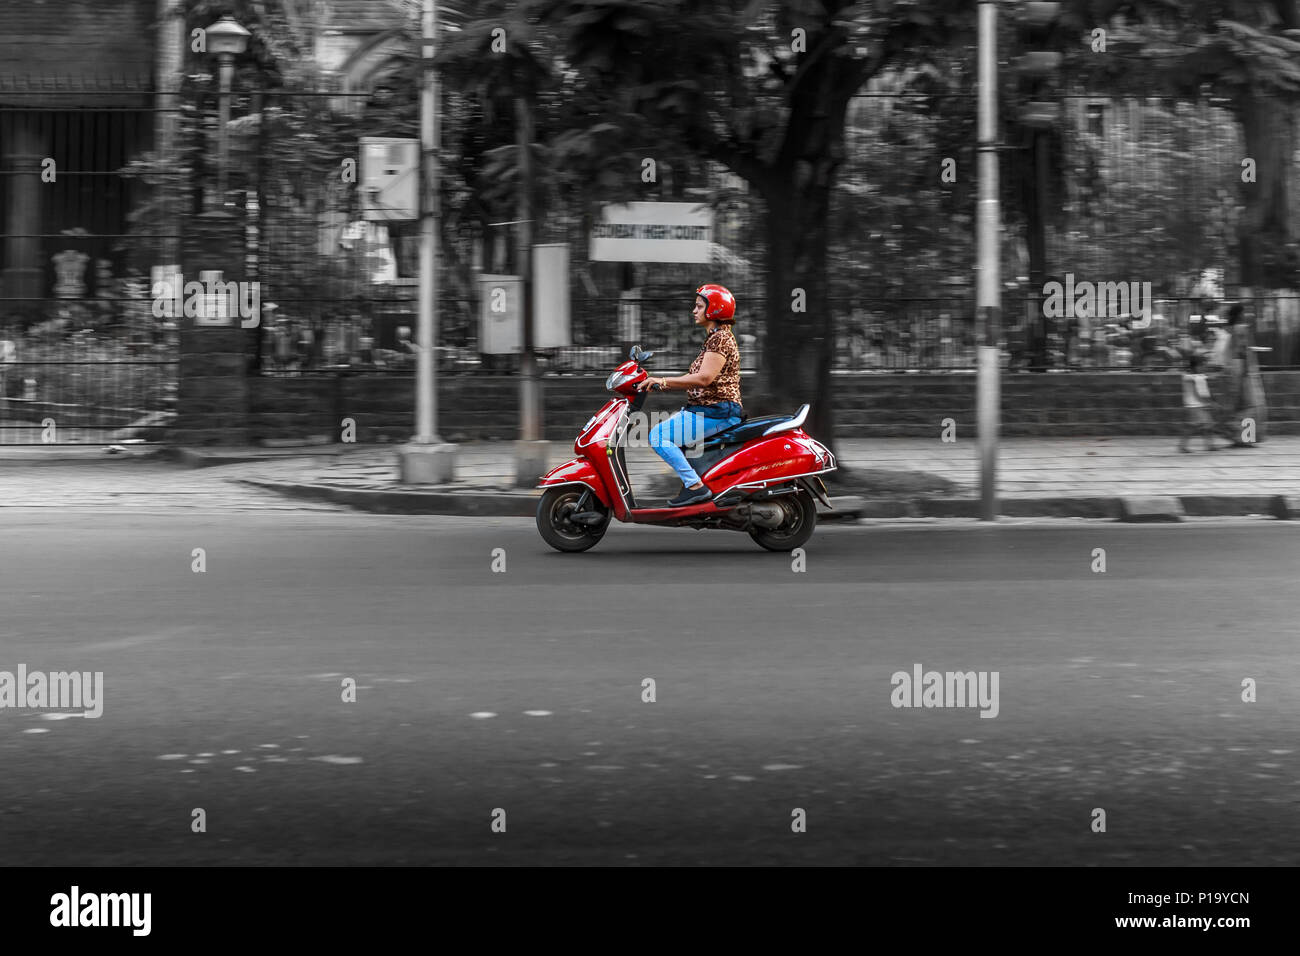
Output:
[668, 484, 712, 507]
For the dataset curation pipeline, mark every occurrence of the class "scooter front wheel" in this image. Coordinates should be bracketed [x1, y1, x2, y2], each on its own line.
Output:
[537, 486, 610, 553]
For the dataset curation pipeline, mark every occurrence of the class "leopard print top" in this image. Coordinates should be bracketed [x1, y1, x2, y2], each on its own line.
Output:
[687, 326, 742, 406]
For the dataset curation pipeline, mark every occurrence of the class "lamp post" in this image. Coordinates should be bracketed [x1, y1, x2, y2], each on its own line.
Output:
[398, 0, 457, 482]
[204, 16, 250, 212]
[976, 0, 1002, 521]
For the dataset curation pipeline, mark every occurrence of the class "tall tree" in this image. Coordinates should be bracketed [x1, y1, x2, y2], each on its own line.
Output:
[437, 0, 729, 345]
[1068, 0, 1300, 289]
[541, 0, 970, 450]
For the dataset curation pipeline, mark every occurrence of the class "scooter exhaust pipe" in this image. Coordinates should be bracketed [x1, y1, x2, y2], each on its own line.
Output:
[713, 485, 798, 509]
[719, 502, 784, 530]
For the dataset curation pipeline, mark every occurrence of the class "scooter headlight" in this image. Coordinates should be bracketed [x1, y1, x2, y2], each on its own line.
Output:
[606, 370, 634, 391]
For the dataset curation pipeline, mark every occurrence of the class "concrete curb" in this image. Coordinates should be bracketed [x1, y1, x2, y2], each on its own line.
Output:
[1179, 495, 1291, 520]
[236, 480, 1295, 520]
[910, 498, 1116, 518]
[999, 497, 1119, 519]
[856, 499, 917, 519]
[0, 446, 165, 463]
[913, 498, 984, 519]
[1118, 496, 1186, 522]
[164, 445, 346, 468]
[237, 480, 538, 516]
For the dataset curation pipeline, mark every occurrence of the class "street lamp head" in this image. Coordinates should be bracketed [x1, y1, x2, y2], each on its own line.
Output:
[205, 16, 251, 58]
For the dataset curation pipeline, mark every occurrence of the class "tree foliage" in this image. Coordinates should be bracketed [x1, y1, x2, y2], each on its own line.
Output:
[123, 0, 1300, 394]
[1064, 0, 1300, 286]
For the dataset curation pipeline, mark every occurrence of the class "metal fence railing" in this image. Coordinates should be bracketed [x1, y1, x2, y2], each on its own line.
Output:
[243, 290, 1299, 377]
[998, 293, 1300, 372]
[0, 331, 178, 444]
[0, 89, 183, 443]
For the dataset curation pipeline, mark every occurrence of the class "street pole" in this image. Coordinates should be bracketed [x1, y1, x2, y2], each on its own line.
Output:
[513, 88, 548, 487]
[1028, 128, 1049, 370]
[416, 0, 439, 444]
[976, 0, 1001, 521]
[216, 52, 233, 210]
[200, 16, 248, 216]
[398, 0, 456, 482]
[517, 92, 538, 444]
[156, 0, 186, 262]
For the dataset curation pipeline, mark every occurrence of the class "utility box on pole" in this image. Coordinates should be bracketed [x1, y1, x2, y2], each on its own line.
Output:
[479, 274, 523, 354]
[359, 137, 419, 221]
[532, 244, 571, 348]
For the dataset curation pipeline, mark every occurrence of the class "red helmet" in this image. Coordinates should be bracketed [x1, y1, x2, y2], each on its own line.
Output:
[695, 283, 736, 322]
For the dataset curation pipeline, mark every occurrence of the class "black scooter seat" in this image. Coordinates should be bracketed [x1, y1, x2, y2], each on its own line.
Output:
[693, 415, 792, 450]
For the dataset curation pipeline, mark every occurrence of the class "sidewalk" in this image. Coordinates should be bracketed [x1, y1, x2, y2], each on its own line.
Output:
[195, 436, 1300, 521]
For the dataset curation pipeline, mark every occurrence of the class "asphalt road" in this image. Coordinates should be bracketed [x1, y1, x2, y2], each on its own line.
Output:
[1, 511, 1297, 866]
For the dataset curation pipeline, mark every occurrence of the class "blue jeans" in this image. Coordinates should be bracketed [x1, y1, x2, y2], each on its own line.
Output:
[647, 402, 743, 487]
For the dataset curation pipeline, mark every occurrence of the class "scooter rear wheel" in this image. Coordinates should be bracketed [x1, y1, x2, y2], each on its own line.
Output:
[537, 486, 610, 552]
[749, 490, 818, 552]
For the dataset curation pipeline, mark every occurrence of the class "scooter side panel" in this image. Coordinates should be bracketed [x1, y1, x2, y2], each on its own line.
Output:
[576, 399, 625, 453]
[702, 432, 834, 492]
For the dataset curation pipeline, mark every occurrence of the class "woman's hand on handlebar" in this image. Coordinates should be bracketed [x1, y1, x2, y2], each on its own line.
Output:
[637, 376, 665, 392]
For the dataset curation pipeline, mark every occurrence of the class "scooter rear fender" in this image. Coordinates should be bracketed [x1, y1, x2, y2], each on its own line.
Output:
[703, 432, 835, 492]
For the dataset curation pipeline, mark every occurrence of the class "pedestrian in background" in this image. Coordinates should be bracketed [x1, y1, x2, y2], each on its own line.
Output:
[1218, 303, 1267, 446]
[0, 329, 17, 398]
[1178, 350, 1220, 453]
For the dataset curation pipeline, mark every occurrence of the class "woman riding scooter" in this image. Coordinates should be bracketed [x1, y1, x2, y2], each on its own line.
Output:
[636, 283, 744, 507]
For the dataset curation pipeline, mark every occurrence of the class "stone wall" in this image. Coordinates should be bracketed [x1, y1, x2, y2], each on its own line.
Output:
[839, 372, 1297, 437]
[248, 374, 517, 443]
[226, 370, 1300, 445]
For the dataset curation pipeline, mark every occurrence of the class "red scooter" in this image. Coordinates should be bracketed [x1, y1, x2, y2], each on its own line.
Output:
[536, 346, 837, 552]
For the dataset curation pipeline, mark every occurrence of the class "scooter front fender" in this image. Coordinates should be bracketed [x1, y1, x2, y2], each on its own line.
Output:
[538, 457, 613, 508]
